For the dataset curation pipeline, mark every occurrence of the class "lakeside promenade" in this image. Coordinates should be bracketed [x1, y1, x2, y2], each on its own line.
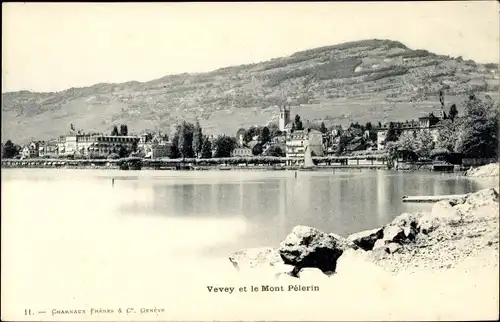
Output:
[1, 155, 389, 171]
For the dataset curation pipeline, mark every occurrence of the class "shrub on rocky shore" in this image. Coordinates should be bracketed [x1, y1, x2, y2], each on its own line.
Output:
[228, 188, 499, 278]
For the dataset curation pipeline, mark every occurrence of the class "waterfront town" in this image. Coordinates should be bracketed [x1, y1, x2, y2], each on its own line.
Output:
[1, 91, 498, 170]
[2, 3, 500, 322]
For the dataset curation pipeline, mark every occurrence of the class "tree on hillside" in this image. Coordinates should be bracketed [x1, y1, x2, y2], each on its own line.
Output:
[336, 134, 350, 156]
[385, 141, 399, 166]
[320, 122, 327, 134]
[384, 122, 400, 143]
[414, 130, 435, 159]
[294, 115, 304, 131]
[394, 129, 434, 160]
[201, 137, 212, 159]
[244, 126, 260, 143]
[236, 128, 247, 142]
[252, 143, 264, 156]
[177, 121, 195, 158]
[144, 132, 154, 143]
[111, 126, 119, 136]
[168, 144, 181, 159]
[259, 126, 271, 144]
[118, 146, 129, 158]
[131, 140, 138, 153]
[2, 140, 18, 159]
[454, 95, 499, 158]
[365, 122, 373, 132]
[449, 104, 458, 122]
[178, 125, 186, 158]
[120, 124, 128, 136]
[266, 145, 285, 157]
[395, 131, 417, 152]
[267, 123, 281, 138]
[436, 119, 460, 151]
[169, 127, 182, 158]
[213, 135, 237, 158]
[193, 121, 203, 157]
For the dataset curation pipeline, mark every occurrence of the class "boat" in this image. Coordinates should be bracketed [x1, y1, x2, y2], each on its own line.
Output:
[302, 138, 315, 170]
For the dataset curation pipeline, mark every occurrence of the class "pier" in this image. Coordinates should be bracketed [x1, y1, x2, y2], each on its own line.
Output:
[402, 194, 467, 203]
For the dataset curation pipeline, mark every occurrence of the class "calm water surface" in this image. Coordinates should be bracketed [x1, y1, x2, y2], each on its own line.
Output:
[4, 168, 499, 310]
[2, 168, 493, 257]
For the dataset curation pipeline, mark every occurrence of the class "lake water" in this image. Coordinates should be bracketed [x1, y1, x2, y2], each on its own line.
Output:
[2, 168, 497, 320]
[2, 169, 494, 255]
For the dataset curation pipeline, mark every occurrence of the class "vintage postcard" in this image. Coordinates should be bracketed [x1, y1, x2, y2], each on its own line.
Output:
[1, 2, 499, 321]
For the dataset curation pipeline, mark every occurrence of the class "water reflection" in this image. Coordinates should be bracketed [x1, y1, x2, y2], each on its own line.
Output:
[118, 171, 485, 239]
[2, 169, 491, 255]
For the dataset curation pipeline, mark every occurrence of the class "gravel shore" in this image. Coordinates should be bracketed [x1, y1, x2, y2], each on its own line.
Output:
[369, 193, 499, 274]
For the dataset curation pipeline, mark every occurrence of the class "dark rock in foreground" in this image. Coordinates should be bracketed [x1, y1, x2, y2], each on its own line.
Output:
[278, 225, 353, 275]
[228, 188, 500, 277]
[347, 227, 384, 251]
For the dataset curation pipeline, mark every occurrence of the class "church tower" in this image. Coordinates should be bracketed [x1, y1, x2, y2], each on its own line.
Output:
[436, 90, 445, 119]
[279, 104, 291, 131]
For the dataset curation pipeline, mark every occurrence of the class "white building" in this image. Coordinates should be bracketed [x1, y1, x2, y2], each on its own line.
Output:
[285, 129, 323, 165]
[232, 147, 252, 157]
[57, 134, 140, 157]
[39, 141, 58, 158]
[21, 142, 39, 159]
[88, 135, 140, 157]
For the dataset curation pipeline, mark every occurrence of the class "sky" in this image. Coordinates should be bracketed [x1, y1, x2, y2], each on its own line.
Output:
[2, 2, 499, 93]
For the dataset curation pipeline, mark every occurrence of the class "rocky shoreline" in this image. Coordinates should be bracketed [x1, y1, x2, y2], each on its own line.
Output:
[229, 187, 499, 279]
[465, 162, 499, 178]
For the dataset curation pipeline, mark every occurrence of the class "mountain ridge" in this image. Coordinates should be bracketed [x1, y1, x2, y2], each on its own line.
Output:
[2, 39, 499, 144]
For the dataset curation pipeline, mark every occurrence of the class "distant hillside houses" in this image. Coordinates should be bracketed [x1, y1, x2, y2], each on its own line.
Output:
[21, 141, 40, 159]
[137, 132, 171, 159]
[15, 126, 182, 160]
[20, 130, 142, 159]
[377, 109, 444, 151]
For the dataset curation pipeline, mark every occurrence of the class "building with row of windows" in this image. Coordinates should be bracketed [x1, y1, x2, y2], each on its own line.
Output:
[21, 134, 141, 159]
[376, 111, 443, 150]
[232, 147, 253, 157]
[285, 129, 324, 165]
[277, 105, 326, 164]
[57, 134, 140, 157]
